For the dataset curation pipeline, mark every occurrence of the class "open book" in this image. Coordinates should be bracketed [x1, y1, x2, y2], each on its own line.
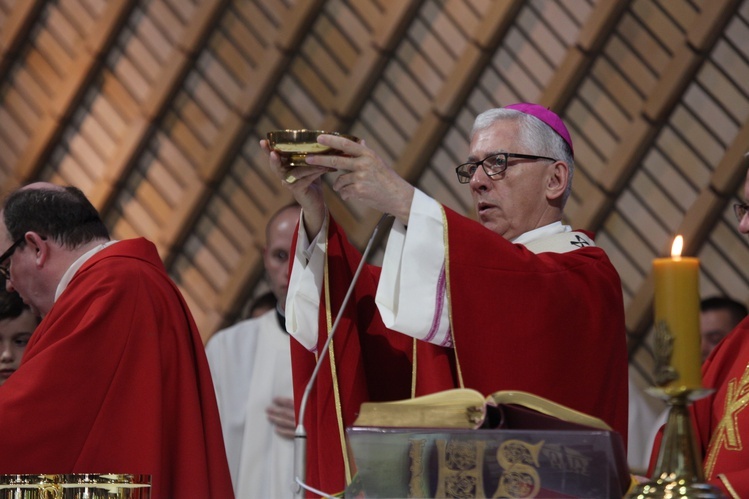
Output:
[353, 388, 612, 431]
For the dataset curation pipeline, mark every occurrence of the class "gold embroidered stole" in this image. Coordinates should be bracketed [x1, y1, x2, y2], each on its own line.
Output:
[704, 361, 749, 480]
[322, 219, 352, 487]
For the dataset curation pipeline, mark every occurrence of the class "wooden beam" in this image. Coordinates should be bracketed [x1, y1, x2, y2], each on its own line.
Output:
[0, 0, 45, 78]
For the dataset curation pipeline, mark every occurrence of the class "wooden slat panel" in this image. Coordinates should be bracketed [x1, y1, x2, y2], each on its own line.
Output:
[0, 1, 44, 76]
[2, 0, 748, 350]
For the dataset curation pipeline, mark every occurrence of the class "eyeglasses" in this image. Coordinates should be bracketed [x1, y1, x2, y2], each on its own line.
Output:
[734, 203, 749, 223]
[455, 152, 557, 184]
[0, 237, 25, 281]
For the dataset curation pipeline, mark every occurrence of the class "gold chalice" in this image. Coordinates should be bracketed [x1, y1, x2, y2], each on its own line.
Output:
[266, 129, 359, 168]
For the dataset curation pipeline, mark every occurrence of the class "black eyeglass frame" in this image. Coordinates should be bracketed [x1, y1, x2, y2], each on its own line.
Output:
[734, 203, 749, 223]
[455, 152, 557, 184]
[0, 237, 25, 280]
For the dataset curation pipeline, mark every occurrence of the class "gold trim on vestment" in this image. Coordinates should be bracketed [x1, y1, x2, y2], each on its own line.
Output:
[411, 338, 417, 398]
[323, 218, 352, 486]
[717, 474, 740, 499]
[441, 206, 464, 388]
[704, 362, 749, 479]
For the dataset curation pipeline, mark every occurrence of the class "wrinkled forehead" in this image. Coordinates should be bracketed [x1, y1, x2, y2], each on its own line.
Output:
[468, 121, 521, 160]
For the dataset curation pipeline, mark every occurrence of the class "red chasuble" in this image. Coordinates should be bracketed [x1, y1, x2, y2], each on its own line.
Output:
[291, 208, 629, 497]
[0, 238, 234, 499]
[690, 317, 749, 497]
[442, 208, 628, 440]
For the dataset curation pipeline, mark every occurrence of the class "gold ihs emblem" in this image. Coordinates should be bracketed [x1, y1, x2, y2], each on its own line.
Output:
[653, 319, 679, 386]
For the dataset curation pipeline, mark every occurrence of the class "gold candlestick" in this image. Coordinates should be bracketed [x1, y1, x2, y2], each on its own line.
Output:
[626, 387, 723, 498]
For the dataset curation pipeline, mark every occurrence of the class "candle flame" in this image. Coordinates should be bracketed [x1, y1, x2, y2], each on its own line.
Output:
[671, 235, 684, 258]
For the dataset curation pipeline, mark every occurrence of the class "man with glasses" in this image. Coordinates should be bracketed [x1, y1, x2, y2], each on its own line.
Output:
[0, 183, 233, 498]
[264, 103, 628, 496]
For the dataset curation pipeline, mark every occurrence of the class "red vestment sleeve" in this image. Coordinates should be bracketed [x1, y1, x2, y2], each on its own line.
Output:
[0, 238, 234, 499]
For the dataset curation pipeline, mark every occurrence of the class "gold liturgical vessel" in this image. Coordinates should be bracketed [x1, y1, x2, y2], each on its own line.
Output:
[266, 129, 359, 167]
[627, 236, 724, 498]
[0, 474, 151, 498]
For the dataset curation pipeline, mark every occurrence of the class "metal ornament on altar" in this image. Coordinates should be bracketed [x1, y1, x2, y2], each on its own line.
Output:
[0, 474, 151, 498]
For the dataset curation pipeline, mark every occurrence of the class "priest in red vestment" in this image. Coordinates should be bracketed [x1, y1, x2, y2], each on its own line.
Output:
[690, 317, 749, 497]
[264, 103, 629, 497]
[0, 183, 234, 499]
[676, 168, 749, 497]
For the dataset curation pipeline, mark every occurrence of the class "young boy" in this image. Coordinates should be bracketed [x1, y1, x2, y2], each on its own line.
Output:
[0, 287, 38, 386]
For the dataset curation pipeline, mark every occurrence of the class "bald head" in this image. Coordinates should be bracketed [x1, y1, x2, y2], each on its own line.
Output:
[20, 182, 65, 192]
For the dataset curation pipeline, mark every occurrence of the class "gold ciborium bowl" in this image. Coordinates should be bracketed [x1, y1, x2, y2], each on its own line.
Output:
[266, 129, 359, 168]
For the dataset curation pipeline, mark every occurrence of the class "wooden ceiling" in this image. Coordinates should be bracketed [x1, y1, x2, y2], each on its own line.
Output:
[1, 0, 749, 384]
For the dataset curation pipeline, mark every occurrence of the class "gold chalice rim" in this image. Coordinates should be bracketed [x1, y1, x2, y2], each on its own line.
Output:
[266, 129, 360, 157]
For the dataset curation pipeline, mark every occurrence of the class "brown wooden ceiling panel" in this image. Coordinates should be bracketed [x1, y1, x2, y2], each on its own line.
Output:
[631, 2, 686, 52]
[148, 2, 185, 42]
[655, 127, 712, 191]
[700, 62, 748, 125]
[0, 97, 29, 146]
[134, 0, 316, 335]
[644, 149, 700, 221]
[2, 0, 749, 348]
[36, 30, 74, 72]
[208, 186, 257, 251]
[606, 38, 658, 95]
[143, 160, 182, 207]
[12, 66, 48, 112]
[46, 155, 92, 192]
[595, 220, 644, 298]
[612, 187, 666, 264]
[698, 225, 749, 298]
[657, 0, 705, 28]
[1, 2, 43, 78]
[422, 124, 473, 215]
[598, 3, 747, 363]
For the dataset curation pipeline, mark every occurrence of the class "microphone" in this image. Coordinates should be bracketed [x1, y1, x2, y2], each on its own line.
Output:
[294, 213, 392, 499]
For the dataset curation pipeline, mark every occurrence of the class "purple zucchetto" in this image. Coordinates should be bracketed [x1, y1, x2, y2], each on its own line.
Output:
[505, 103, 574, 157]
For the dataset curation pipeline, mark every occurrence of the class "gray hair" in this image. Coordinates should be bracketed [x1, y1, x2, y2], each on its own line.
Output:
[471, 108, 575, 204]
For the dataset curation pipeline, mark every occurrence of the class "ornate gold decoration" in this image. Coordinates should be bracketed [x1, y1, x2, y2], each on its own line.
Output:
[542, 444, 591, 476]
[408, 439, 428, 498]
[704, 362, 749, 479]
[322, 217, 352, 487]
[492, 440, 543, 498]
[440, 205, 465, 389]
[653, 319, 678, 386]
[435, 439, 486, 498]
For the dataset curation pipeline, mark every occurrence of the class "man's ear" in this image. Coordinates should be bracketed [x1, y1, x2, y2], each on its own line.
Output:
[546, 161, 569, 202]
[25, 232, 49, 267]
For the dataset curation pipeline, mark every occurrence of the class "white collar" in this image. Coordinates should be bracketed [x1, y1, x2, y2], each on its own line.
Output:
[511, 221, 571, 246]
[54, 240, 119, 302]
